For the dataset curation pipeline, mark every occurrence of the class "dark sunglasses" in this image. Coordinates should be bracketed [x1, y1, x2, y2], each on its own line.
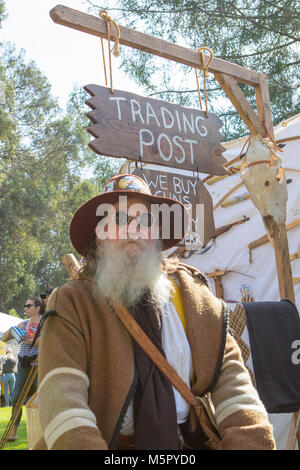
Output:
[24, 304, 35, 309]
[114, 211, 155, 228]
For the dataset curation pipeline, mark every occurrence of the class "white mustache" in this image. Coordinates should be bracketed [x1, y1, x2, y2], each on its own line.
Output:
[116, 238, 147, 250]
[93, 239, 171, 309]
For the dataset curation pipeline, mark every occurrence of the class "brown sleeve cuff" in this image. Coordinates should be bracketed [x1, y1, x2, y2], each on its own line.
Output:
[218, 409, 276, 450]
[34, 426, 108, 450]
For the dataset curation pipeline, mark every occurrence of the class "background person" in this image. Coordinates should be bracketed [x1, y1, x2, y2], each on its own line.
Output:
[40, 288, 54, 310]
[0, 349, 16, 407]
[1, 296, 44, 441]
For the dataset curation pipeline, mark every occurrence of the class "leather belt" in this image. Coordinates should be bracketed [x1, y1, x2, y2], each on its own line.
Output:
[115, 433, 185, 450]
[115, 434, 135, 450]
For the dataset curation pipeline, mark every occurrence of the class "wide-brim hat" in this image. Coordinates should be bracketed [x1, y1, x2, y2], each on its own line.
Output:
[70, 173, 189, 256]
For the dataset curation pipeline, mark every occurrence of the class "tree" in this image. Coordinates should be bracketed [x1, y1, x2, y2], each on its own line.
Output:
[0, 42, 116, 314]
[0, 0, 6, 27]
[86, 0, 300, 140]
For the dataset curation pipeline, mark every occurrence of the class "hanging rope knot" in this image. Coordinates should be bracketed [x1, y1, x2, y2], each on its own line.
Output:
[99, 9, 120, 57]
[198, 47, 213, 78]
[227, 166, 240, 175]
[99, 10, 121, 93]
[194, 46, 214, 117]
[198, 47, 213, 65]
[100, 9, 110, 21]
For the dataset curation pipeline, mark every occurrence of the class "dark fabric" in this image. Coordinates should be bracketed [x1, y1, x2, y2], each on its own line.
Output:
[11, 364, 38, 426]
[179, 419, 212, 450]
[131, 292, 179, 450]
[2, 358, 16, 374]
[18, 354, 38, 369]
[243, 300, 300, 413]
[30, 310, 58, 348]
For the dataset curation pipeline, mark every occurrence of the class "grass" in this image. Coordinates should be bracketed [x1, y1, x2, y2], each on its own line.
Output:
[0, 406, 28, 450]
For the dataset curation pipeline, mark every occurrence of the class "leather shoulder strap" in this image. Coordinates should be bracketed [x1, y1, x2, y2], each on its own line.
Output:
[111, 300, 199, 409]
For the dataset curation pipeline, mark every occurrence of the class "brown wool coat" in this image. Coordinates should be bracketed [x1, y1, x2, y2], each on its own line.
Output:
[35, 260, 275, 450]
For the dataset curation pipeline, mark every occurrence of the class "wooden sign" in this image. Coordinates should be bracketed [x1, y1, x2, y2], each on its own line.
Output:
[133, 167, 215, 249]
[85, 84, 227, 175]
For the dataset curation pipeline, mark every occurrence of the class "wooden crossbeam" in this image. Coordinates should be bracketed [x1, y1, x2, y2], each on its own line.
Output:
[50, 5, 262, 86]
[255, 74, 274, 138]
[50, 5, 273, 139]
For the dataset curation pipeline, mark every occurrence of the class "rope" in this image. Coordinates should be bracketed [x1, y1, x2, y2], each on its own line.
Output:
[99, 10, 120, 93]
[194, 47, 213, 118]
[194, 68, 203, 111]
[0, 358, 38, 450]
[237, 136, 250, 160]
[227, 166, 240, 175]
[263, 123, 283, 153]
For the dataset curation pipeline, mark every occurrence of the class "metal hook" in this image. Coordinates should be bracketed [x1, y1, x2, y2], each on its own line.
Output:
[138, 156, 143, 170]
[193, 167, 200, 181]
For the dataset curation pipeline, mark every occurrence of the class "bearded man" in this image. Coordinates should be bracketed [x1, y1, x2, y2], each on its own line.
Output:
[35, 173, 275, 450]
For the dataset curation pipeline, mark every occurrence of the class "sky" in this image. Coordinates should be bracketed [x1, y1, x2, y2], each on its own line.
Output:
[0, 0, 143, 109]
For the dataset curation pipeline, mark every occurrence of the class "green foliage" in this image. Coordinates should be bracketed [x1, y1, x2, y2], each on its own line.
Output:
[0, 0, 6, 28]
[86, 0, 300, 140]
[0, 407, 28, 450]
[8, 308, 19, 318]
[0, 43, 117, 314]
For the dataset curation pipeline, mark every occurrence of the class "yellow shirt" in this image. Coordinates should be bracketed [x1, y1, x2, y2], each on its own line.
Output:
[169, 278, 187, 333]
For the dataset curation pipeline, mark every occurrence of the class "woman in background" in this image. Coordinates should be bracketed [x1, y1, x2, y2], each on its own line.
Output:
[1, 297, 43, 441]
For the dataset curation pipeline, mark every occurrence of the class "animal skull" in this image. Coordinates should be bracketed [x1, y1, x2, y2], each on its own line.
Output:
[241, 135, 287, 236]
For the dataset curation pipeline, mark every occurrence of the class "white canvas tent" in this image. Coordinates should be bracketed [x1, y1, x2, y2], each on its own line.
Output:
[182, 113, 300, 450]
[0, 313, 20, 372]
[123, 113, 300, 449]
[0, 312, 20, 336]
[183, 113, 300, 310]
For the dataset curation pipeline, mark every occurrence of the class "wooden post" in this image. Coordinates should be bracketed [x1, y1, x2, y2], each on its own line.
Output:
[241, 135, 295, 304]
[214, 72, 266, 136]
[254, 74, 274, 138]
[62, 253, 81, 279]
[271, 224, 295, 302]
[206, 270, 226, 299]
[248, 218, 300, 262]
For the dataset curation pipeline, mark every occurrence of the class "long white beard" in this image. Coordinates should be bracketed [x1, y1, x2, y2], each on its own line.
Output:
[93, 239, 173, 309]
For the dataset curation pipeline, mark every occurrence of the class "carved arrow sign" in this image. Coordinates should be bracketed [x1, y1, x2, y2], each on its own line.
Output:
[84, 84, 227, 175]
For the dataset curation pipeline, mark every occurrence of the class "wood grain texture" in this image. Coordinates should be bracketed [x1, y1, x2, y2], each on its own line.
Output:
[50, 4, 261, 86]
[214, 73, 265, 136]
[85, 84, 227, 175]
[133, 167, 215, 247]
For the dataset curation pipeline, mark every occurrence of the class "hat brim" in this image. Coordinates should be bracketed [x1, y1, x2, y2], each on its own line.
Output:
[70, 190, 189, 257]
